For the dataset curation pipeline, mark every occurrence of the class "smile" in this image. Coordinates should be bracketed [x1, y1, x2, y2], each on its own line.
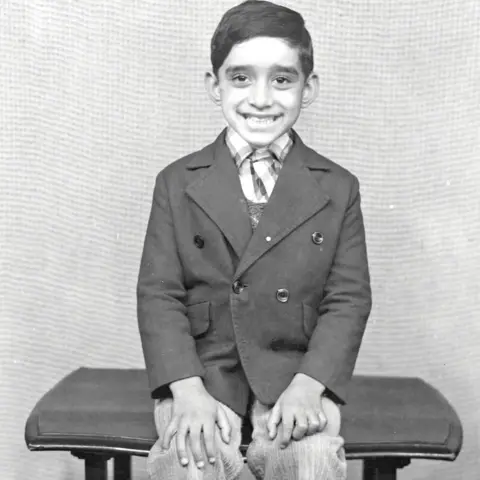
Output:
[241, 114, 282, 126]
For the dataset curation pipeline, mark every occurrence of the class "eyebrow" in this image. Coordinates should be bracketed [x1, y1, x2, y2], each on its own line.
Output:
[225, 64, 300, 77]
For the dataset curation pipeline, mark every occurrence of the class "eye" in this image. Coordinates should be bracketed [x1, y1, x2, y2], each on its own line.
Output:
[273, 76, 292, 87]
[232, 74, 250, 85]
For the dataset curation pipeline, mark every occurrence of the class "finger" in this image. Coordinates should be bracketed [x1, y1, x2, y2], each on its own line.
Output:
[216, 405, 231, 444]
[162, 416, 179, 450]
[267, 403, 281, 440]
[291, 413, 308, 441]
[280, 412, 294, 449]
[202, 421, 217, 465]
[306, 412, 321, 436]
[175, 420, 190, 467]
[188, 424, 206, 469]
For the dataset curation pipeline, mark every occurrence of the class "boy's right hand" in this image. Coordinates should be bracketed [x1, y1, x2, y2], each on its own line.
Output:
[162, 376, 231, 469]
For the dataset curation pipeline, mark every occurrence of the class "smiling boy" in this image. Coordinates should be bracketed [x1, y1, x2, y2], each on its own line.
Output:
[137, 1, 371, 479]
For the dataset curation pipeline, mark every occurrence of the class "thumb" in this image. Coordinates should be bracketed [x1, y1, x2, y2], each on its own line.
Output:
[318, 409, 328, 431]
[267, 403, 281, 439]
[321, 396, 341, 436]
[162, 416, 179, 450]
[216, 405, 231, 444]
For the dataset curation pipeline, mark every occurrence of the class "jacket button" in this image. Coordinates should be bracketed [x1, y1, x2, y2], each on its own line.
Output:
[276, 288, 289, 303]
[193, 234, 205, 249]
[232, 280, 245, 295]
[311, 232, 324, 245]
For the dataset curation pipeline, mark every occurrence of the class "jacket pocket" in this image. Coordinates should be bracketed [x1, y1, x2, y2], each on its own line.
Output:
[187, 301, 210, 337]
[303, 303, 318, 338]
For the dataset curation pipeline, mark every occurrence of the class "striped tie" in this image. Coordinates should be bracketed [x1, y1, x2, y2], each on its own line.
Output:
[249, 149, 281, 203]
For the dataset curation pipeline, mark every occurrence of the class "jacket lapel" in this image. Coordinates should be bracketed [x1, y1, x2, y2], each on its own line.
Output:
[185, 130, 252, 258]
[234, 131, 331, 280]
[185, 129, 332, 275]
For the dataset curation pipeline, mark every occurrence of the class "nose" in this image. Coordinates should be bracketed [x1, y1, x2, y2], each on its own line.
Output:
[248, 80, 273, 109]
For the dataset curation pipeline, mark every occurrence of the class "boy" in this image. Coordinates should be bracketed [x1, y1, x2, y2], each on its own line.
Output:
[137, 1, 371, 479]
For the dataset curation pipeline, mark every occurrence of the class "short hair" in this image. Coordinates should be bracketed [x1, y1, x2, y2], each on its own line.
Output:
[210, 0, 314, 78]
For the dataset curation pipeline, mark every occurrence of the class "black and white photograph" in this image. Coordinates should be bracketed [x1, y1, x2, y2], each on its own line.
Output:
[1, 1, 478, 479]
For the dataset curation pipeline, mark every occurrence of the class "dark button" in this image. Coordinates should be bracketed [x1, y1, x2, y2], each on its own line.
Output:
[193, 234, 205, 249]
[311, 232, 324, 245]
[232, 280, 245, 295]
[276, 288, 289, 303]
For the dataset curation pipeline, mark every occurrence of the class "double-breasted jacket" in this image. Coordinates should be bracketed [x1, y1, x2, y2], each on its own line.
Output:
[137, 129, 372, 416]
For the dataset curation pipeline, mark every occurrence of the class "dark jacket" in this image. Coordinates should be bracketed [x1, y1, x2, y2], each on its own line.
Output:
[137, 129, 372, 416]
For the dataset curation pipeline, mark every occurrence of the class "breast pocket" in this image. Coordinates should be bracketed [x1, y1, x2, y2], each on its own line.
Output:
[187, 301, 211, 337]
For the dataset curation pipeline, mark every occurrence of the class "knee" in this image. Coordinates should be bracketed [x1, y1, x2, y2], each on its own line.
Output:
[291, 431, 344, 454]
[148, 436, 244, 480]
[246, 434, 345, 480]
[147, 440, 184, 479]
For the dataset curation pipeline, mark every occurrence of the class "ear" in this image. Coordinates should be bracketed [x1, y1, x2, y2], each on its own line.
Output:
[301, 72, 319, 109]
[204, 71, 222, 105]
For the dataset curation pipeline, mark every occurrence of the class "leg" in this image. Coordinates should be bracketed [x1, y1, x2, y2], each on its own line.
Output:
[246, 399, 347, 480]
[114, 455, 132, 480]
[72, 452, 110, 480]
[147, 397, 244, 480]
[363, 458, 411, 480]
[84, 454, 108, 480]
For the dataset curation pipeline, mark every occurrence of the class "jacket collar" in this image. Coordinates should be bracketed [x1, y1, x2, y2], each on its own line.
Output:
[186, 128, 333, 171]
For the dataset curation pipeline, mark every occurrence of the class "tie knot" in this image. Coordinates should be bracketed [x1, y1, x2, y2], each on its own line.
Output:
[251, 148, 275, 163]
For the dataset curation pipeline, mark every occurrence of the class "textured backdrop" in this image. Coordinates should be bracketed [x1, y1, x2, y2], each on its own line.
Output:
[1, 0, 479, 479]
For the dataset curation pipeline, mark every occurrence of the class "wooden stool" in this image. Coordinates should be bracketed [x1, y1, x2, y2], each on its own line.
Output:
[25, 368, 463, 480]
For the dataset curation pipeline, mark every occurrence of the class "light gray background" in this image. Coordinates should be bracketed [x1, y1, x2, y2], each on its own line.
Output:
[1, 0, 479, 478]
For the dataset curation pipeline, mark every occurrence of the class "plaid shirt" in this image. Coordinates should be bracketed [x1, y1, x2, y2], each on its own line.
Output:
[226, 127, 293, 203]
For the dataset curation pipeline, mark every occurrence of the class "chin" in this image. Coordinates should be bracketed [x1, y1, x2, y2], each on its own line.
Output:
[238, 129, 286, 148]
[253, 134, 283, 148]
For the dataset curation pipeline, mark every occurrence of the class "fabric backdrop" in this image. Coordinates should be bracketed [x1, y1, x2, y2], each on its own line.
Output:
[1, 1, 479, 479]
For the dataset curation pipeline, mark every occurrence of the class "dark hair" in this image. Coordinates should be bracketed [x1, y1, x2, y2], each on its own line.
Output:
[210, 0, 314, 78]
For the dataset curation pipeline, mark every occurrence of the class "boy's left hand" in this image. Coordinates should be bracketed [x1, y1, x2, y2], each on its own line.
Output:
[267, 373, 328, 448]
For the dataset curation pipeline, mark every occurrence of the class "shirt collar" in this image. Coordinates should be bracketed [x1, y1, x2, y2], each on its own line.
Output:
[225, 127, 293, 169]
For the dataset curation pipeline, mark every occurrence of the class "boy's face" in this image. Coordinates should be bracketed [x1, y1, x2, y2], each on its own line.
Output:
[206, 36, 318, 148]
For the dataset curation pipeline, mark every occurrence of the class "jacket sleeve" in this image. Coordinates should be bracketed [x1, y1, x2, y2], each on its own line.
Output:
[298, 175, 372, 404]
[137, 171, 205, 396]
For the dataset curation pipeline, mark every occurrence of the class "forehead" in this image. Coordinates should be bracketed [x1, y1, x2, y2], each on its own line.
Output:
[221, 36, 302, 72]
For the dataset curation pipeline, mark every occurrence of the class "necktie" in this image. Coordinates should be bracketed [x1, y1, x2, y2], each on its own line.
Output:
[248, 149, 281, 203]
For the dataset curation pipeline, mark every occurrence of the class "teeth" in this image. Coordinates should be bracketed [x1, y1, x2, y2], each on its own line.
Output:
[245, 115, 277, 125]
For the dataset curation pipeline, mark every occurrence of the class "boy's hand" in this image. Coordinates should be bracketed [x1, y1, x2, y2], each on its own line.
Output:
[267, 373, 331, 449]
[163, 377, 231, 469]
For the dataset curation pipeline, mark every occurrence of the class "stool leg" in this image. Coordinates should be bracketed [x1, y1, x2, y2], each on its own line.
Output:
[84, 454, 108, 480]
[114, 455, 132, 480]
[363, 458, 411, 480]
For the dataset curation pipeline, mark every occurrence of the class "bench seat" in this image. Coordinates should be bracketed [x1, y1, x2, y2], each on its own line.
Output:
[25, 368, 463, 480]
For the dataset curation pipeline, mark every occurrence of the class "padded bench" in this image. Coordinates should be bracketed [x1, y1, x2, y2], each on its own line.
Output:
[25, 368, 462, 480]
